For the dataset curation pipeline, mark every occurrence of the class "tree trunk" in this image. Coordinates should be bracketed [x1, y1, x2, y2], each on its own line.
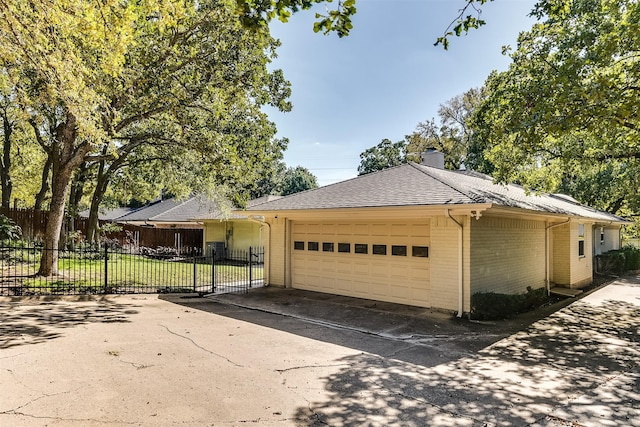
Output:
[86, 148, 111, 244]
[66, 163, 89, 248]
[86, 174, 110, 244]
[34, 155, 52, 210]
[1, 110, 13, 209]
[37, 113, 90, 276]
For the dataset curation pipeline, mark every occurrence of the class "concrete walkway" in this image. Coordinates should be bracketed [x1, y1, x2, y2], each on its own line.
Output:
[1, 276, 639, 426]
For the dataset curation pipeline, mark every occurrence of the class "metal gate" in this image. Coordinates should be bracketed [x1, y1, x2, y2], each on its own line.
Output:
[197, 246, 265, 295]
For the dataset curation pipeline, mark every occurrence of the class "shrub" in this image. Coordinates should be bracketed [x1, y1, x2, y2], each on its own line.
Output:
[596, 246, 640, 274]
[622, 246, 640, 271]
[471, 286, 549, 320]
[0, 214, 22, 241]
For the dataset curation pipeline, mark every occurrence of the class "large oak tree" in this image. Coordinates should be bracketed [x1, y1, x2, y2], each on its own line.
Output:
[0, 0, 291, 275]
[474, 0, 640, 221]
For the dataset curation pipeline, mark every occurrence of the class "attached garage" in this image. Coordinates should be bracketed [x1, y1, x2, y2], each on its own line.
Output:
[239, 155, 627, 315]
[290, 220, 431, 307]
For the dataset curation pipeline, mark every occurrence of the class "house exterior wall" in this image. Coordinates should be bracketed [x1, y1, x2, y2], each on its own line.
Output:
[261, 209, 610, 312]
[469, 216, 546, 295]
[202, 220, 263, 253]
[267, 217, 288, 287]
[203, 221, 226, 247]
[551, 224, 571, 285]
[227, 221, 262, 251]
[429, 214, 468, 312]
[570, 222, 593, 288]
[551, 222, 593, 288]
[594, 225, 622, 255]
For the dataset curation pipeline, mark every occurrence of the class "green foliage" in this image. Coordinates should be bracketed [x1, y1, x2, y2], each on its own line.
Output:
[406, 87, 487, 171]
[235, 0, 356, 37]
[434, 0, 492, 49]
[277, 166, 319, 195]
[473, 0, 640, 227]
[0, 214, 21, 241]
[597, 246, 640, 275]
[357, 139, 407, 175]
[470, 286, 549, 320]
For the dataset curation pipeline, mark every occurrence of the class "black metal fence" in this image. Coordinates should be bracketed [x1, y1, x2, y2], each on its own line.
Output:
[0, 243, 264, 296]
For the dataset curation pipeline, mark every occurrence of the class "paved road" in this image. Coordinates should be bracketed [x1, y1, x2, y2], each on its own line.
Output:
[1, 277, 639, 426]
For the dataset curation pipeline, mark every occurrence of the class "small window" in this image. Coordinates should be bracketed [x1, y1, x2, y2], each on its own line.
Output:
[412, 246, 429, 258]
[391, 245, 407, 256]
[600, 227, 605, 245]
[294, 241, 305, 250]
[338, 243, 351, 253]
[578, 223, 585, 257]
[372, 244, 387, 255]
[308, 241, 319, 251]
[354, 244, 368, 254]
[323, 242, 334, 252]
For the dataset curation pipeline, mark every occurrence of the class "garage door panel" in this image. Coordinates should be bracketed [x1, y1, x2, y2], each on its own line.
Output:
[292, 221, 431, 308]
[371, 224, 389, 236]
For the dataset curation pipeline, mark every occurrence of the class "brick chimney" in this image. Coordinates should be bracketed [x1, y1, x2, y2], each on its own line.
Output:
[420, 149, 445, 169]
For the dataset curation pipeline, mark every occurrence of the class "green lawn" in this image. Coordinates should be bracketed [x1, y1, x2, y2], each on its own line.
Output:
[0, 251, 263, 294]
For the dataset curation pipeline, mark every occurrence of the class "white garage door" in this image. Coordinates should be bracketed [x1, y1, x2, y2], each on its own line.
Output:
[291, 220, 431, 307]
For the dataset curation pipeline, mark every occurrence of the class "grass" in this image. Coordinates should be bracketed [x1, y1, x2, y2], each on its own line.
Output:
[0, 251, 263, 294]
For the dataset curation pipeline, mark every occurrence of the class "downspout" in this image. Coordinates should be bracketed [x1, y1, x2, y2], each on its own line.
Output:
[447, 209, 464, 318]
[248, 216, 270, 286]
[545, 218, 571, 295]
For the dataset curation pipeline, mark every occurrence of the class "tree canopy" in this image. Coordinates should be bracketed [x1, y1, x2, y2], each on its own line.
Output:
[277, 165, 318, 195]
[235, 0, 491, 47]
[0, 0, 291, 274]
[473, 0, 640, 221]
[357, 139, 407, 175]
[406, 87, 486, 171]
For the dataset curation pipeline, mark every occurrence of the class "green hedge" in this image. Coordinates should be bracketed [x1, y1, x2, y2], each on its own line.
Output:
[596, 246, 640, 275]
[470, 286, 548, 320]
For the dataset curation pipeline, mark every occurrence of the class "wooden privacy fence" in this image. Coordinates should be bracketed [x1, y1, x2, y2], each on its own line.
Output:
[0, 208, 202, 251]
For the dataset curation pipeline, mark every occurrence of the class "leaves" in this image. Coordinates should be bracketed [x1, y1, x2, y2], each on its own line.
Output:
[357, 139, 407, 175]
[473, 0, 640, 229]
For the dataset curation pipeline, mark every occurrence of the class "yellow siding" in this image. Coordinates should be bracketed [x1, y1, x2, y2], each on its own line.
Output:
[470, 216, 546, 295]
[203, 221, 226, 246]
[429, 215, 463, 312]
[227, 221, 262, 251]
[268, 218, 287, 287]
[552, 222, 594, 288]
[551, 224, 571, 285]
[570, 222, 592, 288]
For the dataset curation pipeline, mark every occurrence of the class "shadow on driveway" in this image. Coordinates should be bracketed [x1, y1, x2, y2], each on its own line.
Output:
[0, 296, 140, 350]
[163, 278, 640, 426]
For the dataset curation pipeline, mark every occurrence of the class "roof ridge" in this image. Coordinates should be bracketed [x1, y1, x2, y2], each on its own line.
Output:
[254, 163, 411, 201]
[148, 196, 194, 220]
[408, 162, 480, 203]
[118, 199, 161, 220]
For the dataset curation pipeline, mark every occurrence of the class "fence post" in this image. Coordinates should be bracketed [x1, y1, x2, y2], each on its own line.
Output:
[193, 252, 197, 292]
[211, 250, 215, 293]
[104, 244, 108, 291]
[249, 247, 253, 290]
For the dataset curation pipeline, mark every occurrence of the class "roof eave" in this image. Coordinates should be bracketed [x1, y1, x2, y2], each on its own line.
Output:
[236, 203, 494, 220]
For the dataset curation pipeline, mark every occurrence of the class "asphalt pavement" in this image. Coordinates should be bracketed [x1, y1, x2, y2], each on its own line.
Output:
[1, 276, 639, 426]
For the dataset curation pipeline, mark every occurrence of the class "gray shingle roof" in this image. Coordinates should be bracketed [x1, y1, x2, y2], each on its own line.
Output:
[79, 207, 136, 221]
[244, 163, 627, 223]
[117, 196, 220, 223]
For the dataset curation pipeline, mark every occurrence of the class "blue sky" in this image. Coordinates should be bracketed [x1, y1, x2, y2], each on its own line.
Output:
[266, 0, 537, 186]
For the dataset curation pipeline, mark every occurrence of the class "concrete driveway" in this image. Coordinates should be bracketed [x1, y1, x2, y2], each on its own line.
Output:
[1, 276, 639, 426]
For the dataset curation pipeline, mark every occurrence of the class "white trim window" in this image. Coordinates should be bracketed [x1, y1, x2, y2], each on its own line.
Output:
[578, 224, 585, 257]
